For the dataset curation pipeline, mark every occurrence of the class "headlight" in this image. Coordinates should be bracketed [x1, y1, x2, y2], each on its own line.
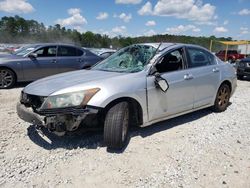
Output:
[40, 88, 100, 109]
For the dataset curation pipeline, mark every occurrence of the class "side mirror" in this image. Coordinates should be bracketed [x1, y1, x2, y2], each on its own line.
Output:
[28, 53, 37, 59]
[154, 73, 169, 92]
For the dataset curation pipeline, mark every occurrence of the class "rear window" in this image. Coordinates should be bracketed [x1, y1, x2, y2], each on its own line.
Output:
[58, 46, 83, 56]
[76, 48, 84, 56]
[228, 50, 238, 54]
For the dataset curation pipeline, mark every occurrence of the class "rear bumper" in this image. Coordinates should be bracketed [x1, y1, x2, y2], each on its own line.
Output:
[231, 77, 237, 97]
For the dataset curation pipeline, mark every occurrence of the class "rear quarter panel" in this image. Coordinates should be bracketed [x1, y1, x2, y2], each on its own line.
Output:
[218, 62, 237, 96]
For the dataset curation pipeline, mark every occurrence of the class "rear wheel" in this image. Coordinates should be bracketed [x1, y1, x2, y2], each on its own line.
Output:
[0, 68, 16, 89]
[104, 102, 130, 149]
[212, 84, 231, 112]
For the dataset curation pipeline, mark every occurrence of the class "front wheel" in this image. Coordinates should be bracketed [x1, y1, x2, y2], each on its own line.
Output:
[104, 102, 130, 149]
[0, 68, 16, 89]
[212, 84, 231, 112]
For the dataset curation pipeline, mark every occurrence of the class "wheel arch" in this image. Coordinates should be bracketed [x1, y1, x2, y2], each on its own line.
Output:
[103, 97, 143, 127]
[0, 66, 18, 81]
[212, 79, 232, 104]
[220, 80, 232, 92]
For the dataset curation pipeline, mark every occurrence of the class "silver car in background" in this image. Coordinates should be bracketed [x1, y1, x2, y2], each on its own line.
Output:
[17, 43, 237, 149]
[85, 48, 116, 59]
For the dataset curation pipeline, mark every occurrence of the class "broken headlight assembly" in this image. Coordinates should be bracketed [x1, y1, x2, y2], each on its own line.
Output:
[40, 88, 100, 109]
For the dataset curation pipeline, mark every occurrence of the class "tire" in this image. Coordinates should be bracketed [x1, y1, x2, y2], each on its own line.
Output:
[104, 102, 130, 149]
[212, 84, 231, 112]
[237, 75, 244, 80]
[0, 68, 16, 89]
[228, 58, 233, 64]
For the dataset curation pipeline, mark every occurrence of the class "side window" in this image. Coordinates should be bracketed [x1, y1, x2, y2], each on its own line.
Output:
[207, 52, 216, 65]
[187, 48, 212, 68]
[155, 48, 184, 73]
[76, 48, 84, 56]
[58, 46, 77, 56]
[34, 46, 57, 57]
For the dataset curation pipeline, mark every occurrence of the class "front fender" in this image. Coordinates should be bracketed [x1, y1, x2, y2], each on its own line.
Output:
[0, 61, 23, 81]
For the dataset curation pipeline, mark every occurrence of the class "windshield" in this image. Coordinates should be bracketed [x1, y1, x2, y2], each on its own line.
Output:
[13, 44, 40, 56]
[92, 44, 156, 73]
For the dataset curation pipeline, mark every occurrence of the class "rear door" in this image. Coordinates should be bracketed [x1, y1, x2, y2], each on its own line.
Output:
[23, 45, 58, 80]
[56, 45, 85, 73]
[185, 47, 220, 108]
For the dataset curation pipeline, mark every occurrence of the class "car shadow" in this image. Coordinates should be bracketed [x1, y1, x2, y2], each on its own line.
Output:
[27, 108, 213, 153]
[239, 76, 250, 81]
[14, 82, 32, 88]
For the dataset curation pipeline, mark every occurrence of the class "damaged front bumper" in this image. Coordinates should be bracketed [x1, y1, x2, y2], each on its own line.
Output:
[16, 102, 100, 134]
[17, 102, 44, 126]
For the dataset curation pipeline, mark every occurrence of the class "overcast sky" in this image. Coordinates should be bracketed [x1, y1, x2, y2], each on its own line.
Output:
[0, 0, 249, 39]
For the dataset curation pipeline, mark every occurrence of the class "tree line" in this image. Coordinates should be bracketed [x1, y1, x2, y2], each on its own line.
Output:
[0, 15, 232, 51]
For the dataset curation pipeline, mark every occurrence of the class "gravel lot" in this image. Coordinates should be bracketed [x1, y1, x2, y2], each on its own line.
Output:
[0, 79, 250, 188]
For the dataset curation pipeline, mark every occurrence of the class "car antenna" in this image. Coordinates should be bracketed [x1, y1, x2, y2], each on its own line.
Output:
[146, 42, 162, 65]
[156, 42, 162, 53]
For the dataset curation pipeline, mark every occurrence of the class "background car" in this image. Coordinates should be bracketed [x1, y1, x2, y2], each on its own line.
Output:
[17, 43, 237, 149]
[216, 50, 245, 63]
[0, 43, 102, 89]
[85, 48, 116, 59]
[236, 57, 250, 80]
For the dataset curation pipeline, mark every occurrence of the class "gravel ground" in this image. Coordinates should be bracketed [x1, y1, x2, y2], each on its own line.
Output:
[0, 80, 250, 188]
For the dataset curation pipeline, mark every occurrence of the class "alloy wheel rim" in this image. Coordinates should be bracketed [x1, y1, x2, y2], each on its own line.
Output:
[0, 70, 13, 88]
[217, 86, 229, 108]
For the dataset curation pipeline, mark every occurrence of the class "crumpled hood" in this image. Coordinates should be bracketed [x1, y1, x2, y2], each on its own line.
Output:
[23, 70, 124, 96]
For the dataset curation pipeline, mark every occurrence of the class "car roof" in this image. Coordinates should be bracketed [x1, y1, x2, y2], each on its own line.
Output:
[27, 43, 81, 48]
[138, 42, 208, 52]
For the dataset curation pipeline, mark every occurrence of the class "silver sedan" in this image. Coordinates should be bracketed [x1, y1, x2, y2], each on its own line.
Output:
[17, 43, 237, 149]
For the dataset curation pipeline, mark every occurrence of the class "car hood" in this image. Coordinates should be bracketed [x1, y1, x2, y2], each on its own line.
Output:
[0, 53, 24, 62]
[24, 70, 126, 96]
[0, 53, 12, 57]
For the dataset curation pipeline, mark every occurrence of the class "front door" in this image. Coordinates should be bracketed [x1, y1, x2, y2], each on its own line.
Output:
[147, 47, 195, 122]
[23, 45, 58, 80]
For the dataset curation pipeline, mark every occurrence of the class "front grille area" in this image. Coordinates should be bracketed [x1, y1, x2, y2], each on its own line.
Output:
[20, 92, 46, 110]
[38, 107, 88, 116]
[245, 68, 250, 73]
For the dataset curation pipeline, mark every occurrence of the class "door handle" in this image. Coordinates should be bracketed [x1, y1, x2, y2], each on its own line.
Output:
[51, 59, 57, 63]
[212, 68, 219, 73]
[78, 59, 83, 63]
[184, 74, 194, 80]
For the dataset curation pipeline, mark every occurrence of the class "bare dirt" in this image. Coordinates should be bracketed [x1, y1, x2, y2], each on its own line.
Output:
[0, 80, 250, 188]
